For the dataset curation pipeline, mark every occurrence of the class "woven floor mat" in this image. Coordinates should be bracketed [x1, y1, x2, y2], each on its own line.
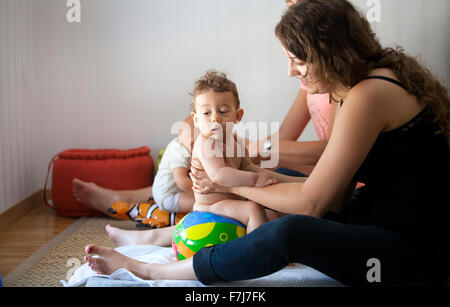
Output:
[4, 217, 144, 287]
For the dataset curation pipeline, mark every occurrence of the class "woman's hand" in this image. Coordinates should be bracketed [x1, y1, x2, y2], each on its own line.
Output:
[254, 173, 278, 187]
[189, 158, 230, 194]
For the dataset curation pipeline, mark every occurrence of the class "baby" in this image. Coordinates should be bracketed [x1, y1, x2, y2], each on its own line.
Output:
[84, 71, 278, 276]
[152, 116, 198, 213]
[189, 71, 277, 232]
[104, 71, 277, 245]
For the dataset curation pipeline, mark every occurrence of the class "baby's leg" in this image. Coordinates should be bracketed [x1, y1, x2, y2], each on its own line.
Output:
[265, 209, 283, 221]
[177, 192, 195, 212]
[85, 244, 197, 280]
[106, 224, 175, 247]
[194, 200, 267, 233]
[73, 179, 152, 214]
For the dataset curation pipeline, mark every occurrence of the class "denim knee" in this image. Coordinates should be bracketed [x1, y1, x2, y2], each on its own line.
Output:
[269, 217, 295, 259]
[268, 214, 324, 261]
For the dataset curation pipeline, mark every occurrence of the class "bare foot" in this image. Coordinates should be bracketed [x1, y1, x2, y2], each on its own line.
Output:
[106, 224, 176, 247]
[72, 179, 118, 213]
[84, 244, 149, 279]
[84, 244, 197, 281]
[106, 224, 149, 246]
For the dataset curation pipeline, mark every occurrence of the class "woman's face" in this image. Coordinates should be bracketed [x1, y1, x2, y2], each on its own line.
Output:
[283, 1, 331, 94]
[283, 47, 330, 94]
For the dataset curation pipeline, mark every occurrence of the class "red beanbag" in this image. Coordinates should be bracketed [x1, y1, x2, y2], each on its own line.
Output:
[44, 147, 154, 217]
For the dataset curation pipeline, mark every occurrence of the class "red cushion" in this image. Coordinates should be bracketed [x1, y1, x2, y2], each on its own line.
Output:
[46, 147, 154, 217]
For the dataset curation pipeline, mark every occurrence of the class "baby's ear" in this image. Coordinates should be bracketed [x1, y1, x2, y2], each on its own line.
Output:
[235, 108, 244, 123]
[191, 111, 198, 127]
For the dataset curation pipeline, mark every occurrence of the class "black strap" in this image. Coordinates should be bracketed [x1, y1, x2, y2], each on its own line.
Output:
[338, 75, 407, 106]
[363, 76, 406, 90]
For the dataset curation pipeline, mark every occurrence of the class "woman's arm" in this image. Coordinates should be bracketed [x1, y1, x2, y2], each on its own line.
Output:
[230, 85, 388, 217]
[273, 139, 327, 166]
[240, 158, 307, 183]
[248, 88, 327, 167]
[233, 138, 307, 184]
[328, 102, 338, 138]
[278, 88, 311, 141]
[247, 88, 309, 153]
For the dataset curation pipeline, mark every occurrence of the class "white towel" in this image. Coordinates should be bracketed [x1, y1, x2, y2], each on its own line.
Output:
[61, 244, 343, 287]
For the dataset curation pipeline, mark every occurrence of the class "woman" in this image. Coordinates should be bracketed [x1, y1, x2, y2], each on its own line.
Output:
[85, 0, 449, 286]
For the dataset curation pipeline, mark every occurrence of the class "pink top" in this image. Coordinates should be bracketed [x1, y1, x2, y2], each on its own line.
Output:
[302, 85, 331, 140]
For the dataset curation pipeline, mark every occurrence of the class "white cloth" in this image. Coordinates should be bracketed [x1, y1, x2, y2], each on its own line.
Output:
[61, 245, 343, 287]
[152, 137, 191, 212]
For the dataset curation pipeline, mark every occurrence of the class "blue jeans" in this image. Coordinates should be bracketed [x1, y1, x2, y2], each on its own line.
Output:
[193, 214, 445, 286]
[274, 167, 308, 177]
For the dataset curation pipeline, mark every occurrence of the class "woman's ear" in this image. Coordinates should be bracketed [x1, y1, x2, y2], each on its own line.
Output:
[191, 111, 198, 128]
[235, 108, 244, 123]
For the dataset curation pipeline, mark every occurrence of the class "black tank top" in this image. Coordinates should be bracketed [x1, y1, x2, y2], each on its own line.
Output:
[343, 76, 450, 254]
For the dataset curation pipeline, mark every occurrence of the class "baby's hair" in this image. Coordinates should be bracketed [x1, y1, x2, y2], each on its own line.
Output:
[190, 70, 240, 111]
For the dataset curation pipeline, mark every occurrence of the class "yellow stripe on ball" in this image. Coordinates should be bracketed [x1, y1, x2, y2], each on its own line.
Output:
[184, 222, 215, 240]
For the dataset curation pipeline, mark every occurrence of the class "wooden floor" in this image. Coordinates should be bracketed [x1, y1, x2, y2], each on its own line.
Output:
[0, 203, 78, 277]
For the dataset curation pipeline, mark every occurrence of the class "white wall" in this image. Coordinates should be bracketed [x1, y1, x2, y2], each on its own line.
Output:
[0, 0, 449, 214]
[0, 0, 38, 215]
[354, 0, 449, 87]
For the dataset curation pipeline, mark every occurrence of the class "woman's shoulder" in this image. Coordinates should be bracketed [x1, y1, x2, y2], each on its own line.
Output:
[352, 69, 400, 92]
[348, 69, 425, 132]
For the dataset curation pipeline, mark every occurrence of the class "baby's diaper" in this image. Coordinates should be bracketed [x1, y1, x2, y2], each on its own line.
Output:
[153, 192, 181, 213]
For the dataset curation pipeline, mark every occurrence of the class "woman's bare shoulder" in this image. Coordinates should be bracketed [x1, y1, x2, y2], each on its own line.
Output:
[350, 69, 424, 131]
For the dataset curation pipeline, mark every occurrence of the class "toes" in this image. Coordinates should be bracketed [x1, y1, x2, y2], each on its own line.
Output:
[72, 179, 84, 198]
[105, 225, 115, 237]
[85, 244, 110, 255]
[72, 178, 83, 190]
[85, 256, 104, 274]
[105, 224, 119, 236]
[105, 224, 115, 231]
[85, 244, 94, 254]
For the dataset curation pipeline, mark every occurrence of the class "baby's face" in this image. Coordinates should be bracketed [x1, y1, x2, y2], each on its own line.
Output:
[192, 90, 243, 141]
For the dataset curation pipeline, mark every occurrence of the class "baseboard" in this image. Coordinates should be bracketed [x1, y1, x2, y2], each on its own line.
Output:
[0, 190, 46, 232]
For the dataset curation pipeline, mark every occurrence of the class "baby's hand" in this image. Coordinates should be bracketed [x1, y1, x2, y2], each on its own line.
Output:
[254, 173, 278, 187]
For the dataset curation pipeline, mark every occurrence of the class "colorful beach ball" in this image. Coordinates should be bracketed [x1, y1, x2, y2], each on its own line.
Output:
[172, 211, 247, 261]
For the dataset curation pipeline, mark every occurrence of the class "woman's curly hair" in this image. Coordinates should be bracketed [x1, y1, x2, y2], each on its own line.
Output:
[275, 0, 450, 141]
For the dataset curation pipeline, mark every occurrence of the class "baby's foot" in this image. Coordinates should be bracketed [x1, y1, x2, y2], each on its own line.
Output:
[72, 179, 117, 213]
[84, 244, 148, 278]
[106, 224, 148, 247]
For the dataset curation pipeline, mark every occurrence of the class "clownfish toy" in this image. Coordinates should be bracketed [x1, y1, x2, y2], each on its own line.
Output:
[107, 198, 185, 228]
